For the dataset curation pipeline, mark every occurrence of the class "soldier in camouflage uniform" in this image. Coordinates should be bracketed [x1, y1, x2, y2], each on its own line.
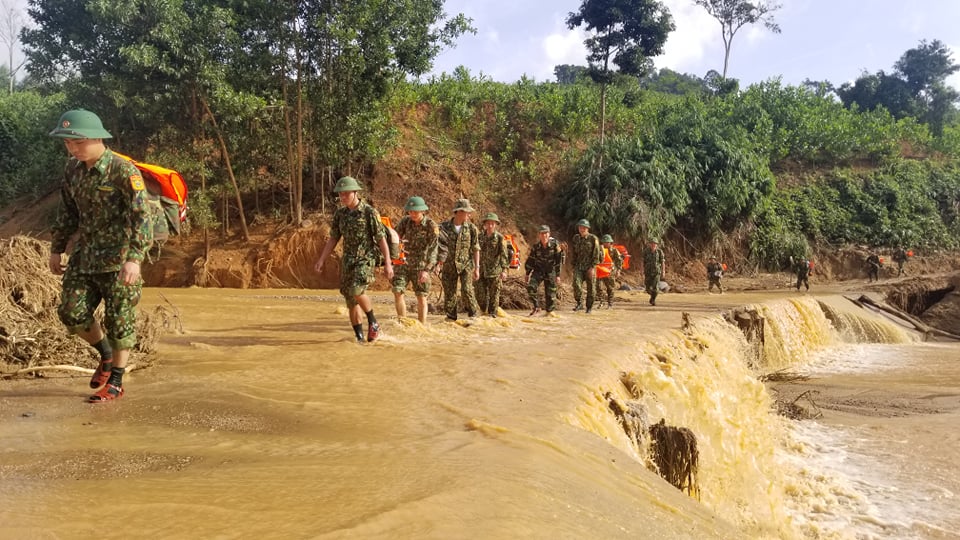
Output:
[314, 176, 394, 342]
[436, 199, 480, 321]
[525, 225, 563, 315]
[391, 196, 439, 324]
[641, 238, 666, 306]
[476, 212, 509, 317]
[706, 255, 724, 294]
[569, 219, 603, 313]
[596, 234, 624, 308]
[47, 109, 152, 403]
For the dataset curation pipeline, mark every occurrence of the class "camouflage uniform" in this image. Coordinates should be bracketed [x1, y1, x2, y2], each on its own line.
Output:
[476, 230, 509, 315]
[328, 200, 386, 308]
[525, 238, 563, 312]
[706, 260, 724, 292]
[865, 253, 881, 282]
[597, 246, 624, 307]
[51, 150, 152, 350]
[642, 246, 665, 305]
[794, 259, 811, 291]
[438, 219, 480, 320]
[892, 248, 908, 276]
[391, 215, 439, 297]
[570, 233, 603, 310]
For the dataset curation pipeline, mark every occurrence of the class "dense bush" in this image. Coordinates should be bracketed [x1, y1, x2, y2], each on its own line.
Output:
[0, 91, 66, 205]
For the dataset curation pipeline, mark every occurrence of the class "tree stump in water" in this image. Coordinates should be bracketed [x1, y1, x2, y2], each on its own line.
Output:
[648, 419, 699, 499]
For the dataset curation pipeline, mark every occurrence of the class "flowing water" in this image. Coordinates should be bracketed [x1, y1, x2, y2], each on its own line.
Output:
[0, 289, 958, 539]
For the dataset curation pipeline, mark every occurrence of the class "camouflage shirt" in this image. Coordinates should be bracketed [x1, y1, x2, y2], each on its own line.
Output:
[642, 246, 665, 277]
[50, 149, 152, 273]
[395, 215, 439, 271]
[525, 238, 563, 277]
[607, 246, 624, 271]
[706, 261, 723, 279]
[437, 219, 480, 272]
[478, 231, 508, 278]
[570, 233, 603, 271]
[329, 200, 386, 266]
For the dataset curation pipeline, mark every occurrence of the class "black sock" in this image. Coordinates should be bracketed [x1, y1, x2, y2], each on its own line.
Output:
[93, 339, 113, 361]
[352, 324, 364, 340]
[366, 310, 377, 325]
[107, 366, 125, 387]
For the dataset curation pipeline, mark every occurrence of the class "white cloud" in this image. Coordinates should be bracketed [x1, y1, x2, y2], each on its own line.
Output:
[542, 29, 587, 64]
[656, 0, 721, 73]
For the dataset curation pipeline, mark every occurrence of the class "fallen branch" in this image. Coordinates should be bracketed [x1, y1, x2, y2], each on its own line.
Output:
[852, 295, 960, 341]
[1, 364, 137, 379]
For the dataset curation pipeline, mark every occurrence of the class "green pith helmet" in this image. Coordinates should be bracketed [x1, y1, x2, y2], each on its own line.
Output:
[333, 176, 363, 193]
[649, 238, 660, 244]
[576, 219, 590, 229]
[482, 212, 500, 223]
[404, 196, 429, 212]
[48, 109, 113, 139]
[452, 198, 475, 213]
[538, 225, 551, 233]
[709, 255, 717, 260]
[601, 234, 613, 243]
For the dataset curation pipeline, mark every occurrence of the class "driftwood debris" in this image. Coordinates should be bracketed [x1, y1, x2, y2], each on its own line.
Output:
[649, 419, 700, 498]
[849, 295, 960, 341]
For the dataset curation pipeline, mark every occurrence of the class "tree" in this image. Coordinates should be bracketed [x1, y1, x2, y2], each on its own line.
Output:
[566, 0, 673, 146]
[694, 0, 781, 78]
[0, 0, 26, 94]
[640, 68, 705, 95]
[554, 64, 588, 85]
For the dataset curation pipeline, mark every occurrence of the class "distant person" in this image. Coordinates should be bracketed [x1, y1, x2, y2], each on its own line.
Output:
[391, 196, 439, 324]
[436, 199, 480, 322]
[641, 238, 666, 306]
[314, 176, 394, 343]
[706, 255, 724, 294]
[525, 225, 563, 316]
[794, 257, 811, 291]
[476, 213, 509, 317]
[865, 252, 881, 282]
[569, 219, 603, 313]
[596, 234, 623, 308]
[47, 109, 152, 403]
[892, 247, 909, 277]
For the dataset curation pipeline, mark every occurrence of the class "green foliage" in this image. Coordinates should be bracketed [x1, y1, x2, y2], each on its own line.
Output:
[0, 90, 65, 204]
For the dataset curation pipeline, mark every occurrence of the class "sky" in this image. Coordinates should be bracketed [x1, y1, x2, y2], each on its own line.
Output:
[5, 0, 960, 90]
[427, 0, 960, 89]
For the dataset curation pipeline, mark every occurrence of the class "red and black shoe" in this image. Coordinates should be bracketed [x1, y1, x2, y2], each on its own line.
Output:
[89, 360, 112, 389]
[367, 322, 381, 342]
[88, 383, 124, 403]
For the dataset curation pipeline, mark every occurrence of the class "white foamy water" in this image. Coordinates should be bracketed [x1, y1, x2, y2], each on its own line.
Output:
[782, 342, 960, 539]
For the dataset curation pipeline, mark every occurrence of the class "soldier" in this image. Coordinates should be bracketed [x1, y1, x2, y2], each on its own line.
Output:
[865, 252, 881, 282]
[525, 225, 563, 316]
[794, 257, 811, 291]
[596, 234, 623, 309]
[314, 176, 394, 343]
[569, 219, 603, 313]
[892, 247, 909, 277]
[47, 109, 152, 402]
[706, 255, 724, 294]
[436, 199, 481, 322]
[391, 196, 439, 324]
[476, 212, 509, 317]
[641, 238, 666, 306]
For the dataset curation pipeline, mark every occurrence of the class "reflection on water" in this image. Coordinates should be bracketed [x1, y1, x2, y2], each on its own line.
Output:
[0, 290, 957, 539]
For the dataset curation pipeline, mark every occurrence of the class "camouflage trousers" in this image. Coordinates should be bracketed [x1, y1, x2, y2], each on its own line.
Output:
[645, 272, 661, 303]
[708, 277, 723, 292]
[59, 269, 141, 350]
[572, 267, 597, 309]
[527, 272, 558, 312]
[391, 264, 431, 296]
[476, 276, 503, 315]
[340, 256, 376, 309]
[596, 276, 617, 305]
[441, 266, 479, 320]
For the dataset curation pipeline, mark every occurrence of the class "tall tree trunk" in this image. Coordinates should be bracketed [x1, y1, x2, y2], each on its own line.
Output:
[199, 91, 250, 241]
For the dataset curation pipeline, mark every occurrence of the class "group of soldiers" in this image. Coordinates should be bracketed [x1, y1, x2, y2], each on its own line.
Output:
[314, 177, 676, 341]
[866, 248, 911, 282]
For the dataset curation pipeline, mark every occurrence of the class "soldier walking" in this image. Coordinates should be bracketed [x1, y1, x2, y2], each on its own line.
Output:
[391, 196, 439, 324]
[570, 219, 603, 313]
[794, 257, 811, 291]
[706, 255, 724, 294]
[476, 213, 509, 317]
[596, 234, 623, 308]
[865, 252, 881, 282]
[525, 225, 563, 316]
[892, 247, 908, 277]
[314, 176, 394, 342]
[641, 238, 666, 306]
[437, 199, 481, 322]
